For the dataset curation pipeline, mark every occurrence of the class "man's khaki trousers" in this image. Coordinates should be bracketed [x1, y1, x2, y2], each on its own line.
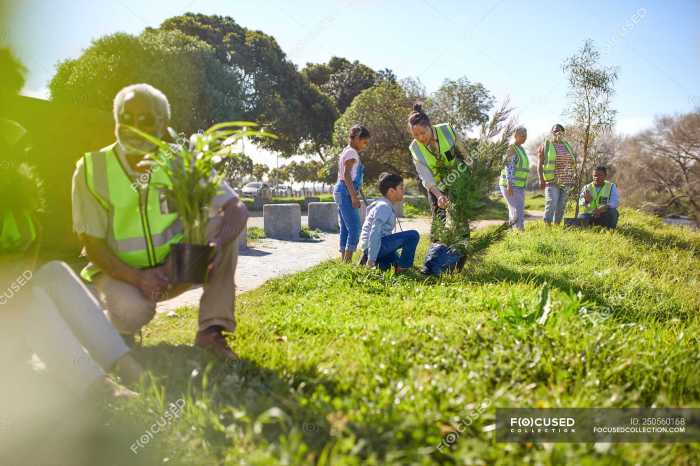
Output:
[91, 218, 238, 335]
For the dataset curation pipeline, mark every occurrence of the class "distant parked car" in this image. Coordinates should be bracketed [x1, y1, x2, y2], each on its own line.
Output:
[272, 184, 293, 196]
[241, 181, 272, 199]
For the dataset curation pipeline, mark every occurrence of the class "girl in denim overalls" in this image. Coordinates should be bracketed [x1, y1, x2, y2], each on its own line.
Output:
[333, 125, 370, 263]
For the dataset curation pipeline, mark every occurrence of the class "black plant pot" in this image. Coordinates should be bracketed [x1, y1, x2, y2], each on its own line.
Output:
[171, 243, 214, 284]
[564, 217, 589, 227]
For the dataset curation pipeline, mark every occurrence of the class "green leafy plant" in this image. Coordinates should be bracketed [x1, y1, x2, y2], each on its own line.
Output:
[432, 101, 515, 254]
[299, 226, 321, 241]
[130, 122, 276, 245]
[247, 226, 266, 240]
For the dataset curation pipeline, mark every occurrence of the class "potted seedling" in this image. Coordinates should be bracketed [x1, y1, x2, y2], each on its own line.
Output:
[131, 122, 275, 283]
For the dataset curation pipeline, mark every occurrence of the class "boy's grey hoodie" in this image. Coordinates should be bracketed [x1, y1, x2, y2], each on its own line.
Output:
[359, 197, 396, 262]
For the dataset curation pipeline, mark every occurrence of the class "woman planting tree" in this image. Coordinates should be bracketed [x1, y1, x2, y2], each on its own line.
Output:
[423, 102, 516, 272]
[407, 103, 470, 240]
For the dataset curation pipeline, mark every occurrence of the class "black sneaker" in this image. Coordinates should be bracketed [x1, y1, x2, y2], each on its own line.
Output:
[358, 251, 368, 266]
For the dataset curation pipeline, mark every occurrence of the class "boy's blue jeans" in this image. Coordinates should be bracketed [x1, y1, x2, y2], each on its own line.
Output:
[333, 182, 361, 252]
[362, 230, 420, 270]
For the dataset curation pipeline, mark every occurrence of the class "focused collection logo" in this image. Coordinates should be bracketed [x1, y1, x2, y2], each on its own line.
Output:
[509, 416, 576, 433]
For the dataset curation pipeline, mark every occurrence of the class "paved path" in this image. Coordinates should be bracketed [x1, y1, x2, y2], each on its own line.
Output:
[156, 210, 543, 313]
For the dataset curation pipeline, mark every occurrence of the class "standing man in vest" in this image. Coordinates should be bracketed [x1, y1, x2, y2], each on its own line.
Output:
[499, 126, 530, 231]
[71, 84, 248, 360]
[577, 165, 620, 229]
[407, 103, 469, 240]
[537, 124, 577, 225]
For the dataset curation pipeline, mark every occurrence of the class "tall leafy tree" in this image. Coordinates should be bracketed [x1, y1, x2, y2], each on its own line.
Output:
[288, 160, 323, 187]
[251, 163, 269, 181]
[333, 81, 415, 182]
[617, 111, 700, 223]
[49, 30, 245, 134]
[269, 166, 290, 184]
[161, 13, 337, 156]
[425, 76, 493, 139]
[400, 76, 427, 104]
[0, 47, 29, 153]
[301, 57, 396, 161]
[302, 56, 396, 114]
[221, 152, 253, 185]
[0, 47, 26, 106]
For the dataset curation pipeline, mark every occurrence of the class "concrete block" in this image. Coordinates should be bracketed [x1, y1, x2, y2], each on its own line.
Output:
[263, 203, 301, 240]
[304, 196, 321, 209]
[308, 202, 339, 232]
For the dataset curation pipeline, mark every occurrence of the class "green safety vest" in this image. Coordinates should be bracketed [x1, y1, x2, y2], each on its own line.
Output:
[80, 144, 183, 282]
[499, 144, 529, 188]
[0, 210, 37, 254]
[542, 139, 576, 182]
[409, 123, 459, 183]
[580, 181, 614, 214]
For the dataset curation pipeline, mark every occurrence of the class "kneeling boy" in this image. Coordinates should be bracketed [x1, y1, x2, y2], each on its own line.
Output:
[359, 173, 420, 273]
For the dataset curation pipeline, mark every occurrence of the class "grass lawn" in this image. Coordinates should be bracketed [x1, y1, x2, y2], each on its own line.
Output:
[487, 191, 547, 218]
[523, 192, 546, 211]
[23, 209, 698, 465]
[109, 208, 700, 465]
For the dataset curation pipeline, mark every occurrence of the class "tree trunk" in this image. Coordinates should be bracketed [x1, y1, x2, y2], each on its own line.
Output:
[573, 110, 592, 219]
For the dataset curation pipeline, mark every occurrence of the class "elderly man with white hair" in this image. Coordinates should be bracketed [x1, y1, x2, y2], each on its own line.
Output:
[71, 83, 248, 360]
[499, 126, 530, 231]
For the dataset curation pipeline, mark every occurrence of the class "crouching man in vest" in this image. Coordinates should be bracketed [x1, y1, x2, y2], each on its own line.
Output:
[577, 165, 620, 229]
[71, 84, 248, 360]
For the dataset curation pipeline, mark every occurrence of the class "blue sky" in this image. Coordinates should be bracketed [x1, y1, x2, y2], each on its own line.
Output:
[5, 0, 700, 164]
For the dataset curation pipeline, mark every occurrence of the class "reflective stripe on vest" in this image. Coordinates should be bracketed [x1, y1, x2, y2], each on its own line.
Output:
[582, 181, 614, 214]
[80, 144, 183, 282]
[543, 140, 576, 182]
[0, 210, 36, 253]
[499, 145, 530, 187]
[409, 123, 458, 183]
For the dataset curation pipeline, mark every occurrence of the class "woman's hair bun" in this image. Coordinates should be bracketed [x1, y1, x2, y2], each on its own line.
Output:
[408, 102, 430, 127]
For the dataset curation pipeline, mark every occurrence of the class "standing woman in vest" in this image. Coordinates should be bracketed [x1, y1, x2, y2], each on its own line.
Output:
[333, 125, 370, 263]
[499, 126, 530, 231]
[407, 103, 468, 240]
[537, 124, 577, 225]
